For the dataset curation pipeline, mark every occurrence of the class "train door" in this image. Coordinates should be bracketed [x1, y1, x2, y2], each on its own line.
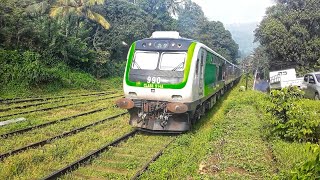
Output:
[194, 48, 206, 99]
[199, 49, 206, 97]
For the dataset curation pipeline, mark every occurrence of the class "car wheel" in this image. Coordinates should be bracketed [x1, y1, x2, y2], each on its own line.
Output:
[315, 93, 319, 100]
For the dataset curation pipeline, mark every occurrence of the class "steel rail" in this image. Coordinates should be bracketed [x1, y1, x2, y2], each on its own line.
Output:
[0, 94, 122, 119]
[131, 138, 175, 180]
[0, 91, 116, 104]
[41, 130, 138, 180]
[0, 92, 115, 112]
[0, 112, 128, 161]
[0, 106, 115, 138]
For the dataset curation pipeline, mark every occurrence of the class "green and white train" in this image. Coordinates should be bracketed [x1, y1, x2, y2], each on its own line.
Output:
[116, 31, 241, 132]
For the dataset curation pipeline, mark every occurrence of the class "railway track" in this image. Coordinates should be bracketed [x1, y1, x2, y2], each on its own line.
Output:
[0, 91, 116, 104]
[0, 94, 122, 119]
[42, 131, 175, 180]
[0, 91, 115, 112]
[0, 106, 114, 138]
[0, 112, 127, 161]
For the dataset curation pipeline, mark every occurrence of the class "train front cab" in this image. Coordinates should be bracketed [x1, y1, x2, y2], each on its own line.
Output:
[117, 38, 196, 132]
[116, 39, 241, 133]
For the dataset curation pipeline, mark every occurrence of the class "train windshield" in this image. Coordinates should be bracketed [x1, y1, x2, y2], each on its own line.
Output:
[132, 51, 186, 71]
[160, 52, 186, 71]
[129, 51, 186, 85]
[132, 51, 159, 70]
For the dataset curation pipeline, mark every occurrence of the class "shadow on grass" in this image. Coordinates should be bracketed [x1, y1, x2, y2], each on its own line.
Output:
[190, 86, 235, 134]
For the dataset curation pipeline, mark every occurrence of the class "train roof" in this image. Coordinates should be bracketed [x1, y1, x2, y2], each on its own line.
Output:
[134, 31, 240, 68]
[135, 38, 195, 51]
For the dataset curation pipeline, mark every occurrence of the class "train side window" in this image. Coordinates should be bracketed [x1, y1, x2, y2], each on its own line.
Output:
[196, 59, 199, 75]
[201, 50, 205, 64]
[200, 50, 205, 68]
[212, 54, 219, 65]
[206, 52, 213, 64]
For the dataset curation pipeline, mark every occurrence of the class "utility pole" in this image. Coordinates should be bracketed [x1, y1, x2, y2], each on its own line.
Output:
[245, 63, 251, 90]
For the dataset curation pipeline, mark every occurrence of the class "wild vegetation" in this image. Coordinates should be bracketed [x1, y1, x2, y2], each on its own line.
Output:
[0, 0, 238, 96]
[266, 87, 320, 142]
[265, 87, 320, 178]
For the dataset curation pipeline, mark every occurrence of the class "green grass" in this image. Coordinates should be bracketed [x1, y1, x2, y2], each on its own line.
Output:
[64, 133, 175, 179]
[139, 81, 315, 179]
[271, 141, 315, 178]
[199, 104, 274, 179]
[139, 86, 275, 179]
[0, 91, 115, 109]
[0, 115, 132, 179]
[0, 93, 121, 119]
[0, 76, 317, 179]
[0, 77, 122, 99]
[0, 94, 122, 135]
[0, 106, 125, 153]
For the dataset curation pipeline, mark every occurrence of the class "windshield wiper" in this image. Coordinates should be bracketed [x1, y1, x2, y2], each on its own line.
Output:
[133, 61, 142, 69]
[172, 62, 184, 71]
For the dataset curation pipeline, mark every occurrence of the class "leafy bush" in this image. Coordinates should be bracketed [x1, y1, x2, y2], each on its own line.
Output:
[266, 86, 320, 142]
[0, 50, 44, 86]
[46, 63, 99, 89]
[291, 143, 320, 179]
[0, 50, 99, 92]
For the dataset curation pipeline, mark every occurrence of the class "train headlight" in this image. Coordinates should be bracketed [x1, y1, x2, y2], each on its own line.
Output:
[115, 98, 134, 109]
[171, 95, 182, 101]
[167, 102, 188, 114]
[129, 92, 137, 97]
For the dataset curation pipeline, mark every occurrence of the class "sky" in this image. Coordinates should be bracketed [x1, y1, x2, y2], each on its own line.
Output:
[191, 0, 275, 24]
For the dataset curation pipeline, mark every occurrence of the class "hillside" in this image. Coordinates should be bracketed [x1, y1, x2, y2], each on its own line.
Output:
[226, 22, 260, 57]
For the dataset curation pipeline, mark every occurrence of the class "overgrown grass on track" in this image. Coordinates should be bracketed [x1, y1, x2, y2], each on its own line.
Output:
[0, 115, 132, 179]
[0, 107, 125, 153]
[0, 94, 121, 134]
[0, 93, 120, 119]
[63, 134, 174, 179]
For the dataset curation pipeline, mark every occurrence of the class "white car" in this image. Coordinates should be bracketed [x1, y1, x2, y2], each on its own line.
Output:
[302, 72, 320, 100]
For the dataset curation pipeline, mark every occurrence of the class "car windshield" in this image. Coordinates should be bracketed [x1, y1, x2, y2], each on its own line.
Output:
[159, 53, 186, 71]
[132, 51, 159, 70]
[316, 74, 320, 83]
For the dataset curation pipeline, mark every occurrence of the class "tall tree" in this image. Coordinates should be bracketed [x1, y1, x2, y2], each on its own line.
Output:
[50, 0, 110, 30]
[177, 1, 239, 63]
[135, 0, 178, 31]
[255, 0, 320, 73]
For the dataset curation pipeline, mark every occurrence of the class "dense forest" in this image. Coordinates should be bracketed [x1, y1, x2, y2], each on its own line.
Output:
[0, 0, 238, 93]
[253, 0, 320, 74]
